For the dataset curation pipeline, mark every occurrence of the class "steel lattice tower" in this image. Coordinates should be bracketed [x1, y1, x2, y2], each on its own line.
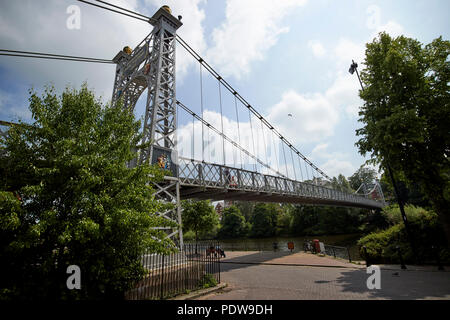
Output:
[111, 7, 183, 248]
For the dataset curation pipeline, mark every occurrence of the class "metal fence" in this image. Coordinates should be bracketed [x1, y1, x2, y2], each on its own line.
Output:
[322, 244, 352, 262]
[220, 241, 302, 252]
[125, 241, 221, 300]
[302, 240, 352, 262]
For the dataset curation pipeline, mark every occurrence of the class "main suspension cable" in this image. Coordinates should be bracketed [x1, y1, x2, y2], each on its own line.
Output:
[76, 0, 151, 23]
[176, 34, 331, 181]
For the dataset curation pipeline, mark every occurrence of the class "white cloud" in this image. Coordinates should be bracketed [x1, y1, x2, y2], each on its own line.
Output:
[308, 40, 326, 57]
[325, 73, 363, 117]
[331, 38, 366, 118]
[311, 143, 329, 158]
[327, 6, 407, 119]
[320, 158, 356, 178]
[266, 90, 339, 144]
[308, 143, 355, 177]
[0, 0, 206, 107]
[334, 38, 366, 68]
[366, 5, 381, 30]
[374, 20, 405, 38]
[366, 4, 406, 39]
[264, 69, 367, 144]
[206, 0, 307, 79]
[0, 0, 146, 99]
[175, 109, 283, 174]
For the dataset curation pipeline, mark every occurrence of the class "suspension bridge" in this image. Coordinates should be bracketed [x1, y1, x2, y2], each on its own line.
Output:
[0, 3, 385, 247]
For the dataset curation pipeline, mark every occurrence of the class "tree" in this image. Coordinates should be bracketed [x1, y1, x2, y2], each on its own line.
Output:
[218, 206, 247, 239]
[181, 200, 219, 242]
[234, 201, 255, 222]
[330, 174, 353, 192]
[250, 203, 279, 237]
[0, 84, 174, 300]
[276, 204, 294, 235]
[349, 165, 378, 191]
[290, 206, 317, 235]
[379, 171, 430, 208]
[356, 33, 450, 246]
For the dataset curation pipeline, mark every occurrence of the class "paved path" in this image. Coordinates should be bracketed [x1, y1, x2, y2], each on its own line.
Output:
[220, 250, 362, 268]
[197, 251, 450, 300]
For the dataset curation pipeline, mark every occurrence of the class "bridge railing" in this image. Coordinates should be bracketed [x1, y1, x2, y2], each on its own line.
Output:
[178, 158, 383, 208]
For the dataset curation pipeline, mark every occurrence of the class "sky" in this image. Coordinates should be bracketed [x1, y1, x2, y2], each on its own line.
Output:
[0, 0, 449, 179]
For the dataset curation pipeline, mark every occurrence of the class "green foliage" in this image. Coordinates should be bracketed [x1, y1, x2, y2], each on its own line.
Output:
[358, 209, 389, 234]
[358, 205, 450, 263]
[216, 166, 408, 240]
[356, 32, 450, 244]
[198, 273, 217, 289]
[181, 200, 219, 241]
[379, 171, 430, 208]
[382, 204, 429, 226]
[234, 201, 255, 222]
[349, 166, 377, 191]
[250, 203, 280, 237]
[330, 174, 353, 193]
[0, 84, 176, 300]
[276, 208, 293, 236]
[290, 205, 364, 236]
[182, 230, 196, 241]
[218, 205, 247, 239]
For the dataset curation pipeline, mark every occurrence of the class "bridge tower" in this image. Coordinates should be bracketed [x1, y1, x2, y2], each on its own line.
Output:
[111, 6, 184, 248]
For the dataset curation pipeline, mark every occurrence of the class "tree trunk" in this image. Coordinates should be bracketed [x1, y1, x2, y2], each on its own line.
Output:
[433, 198, 450, 249]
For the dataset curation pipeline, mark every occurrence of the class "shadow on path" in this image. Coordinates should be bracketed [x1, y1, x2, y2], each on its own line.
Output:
[220, 251, 294, 272]
[219, 250, 356, 272]
[330, 268, 450, 300]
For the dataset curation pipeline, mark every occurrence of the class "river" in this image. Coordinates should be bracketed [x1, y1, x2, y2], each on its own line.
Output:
[218, 234, 363, 261]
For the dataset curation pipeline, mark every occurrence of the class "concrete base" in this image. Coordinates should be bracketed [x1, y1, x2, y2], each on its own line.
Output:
[169, 283, 228, 300]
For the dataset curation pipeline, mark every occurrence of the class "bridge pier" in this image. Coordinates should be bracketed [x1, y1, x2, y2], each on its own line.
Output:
[112, 7, 184, 248]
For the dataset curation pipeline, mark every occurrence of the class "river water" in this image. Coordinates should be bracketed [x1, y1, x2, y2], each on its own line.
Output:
[218, 234, 363, 261]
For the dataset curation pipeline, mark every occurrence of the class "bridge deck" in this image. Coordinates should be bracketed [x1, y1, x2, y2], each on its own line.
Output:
[176, 158, 384, 209]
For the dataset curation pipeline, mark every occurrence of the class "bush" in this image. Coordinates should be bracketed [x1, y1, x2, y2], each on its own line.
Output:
[218, 206, 247, 239]
[198, 273, 218, 289]
[0, 85, 175, 300]
[183, 230, 196, 241]
[358, 205, 450, 264]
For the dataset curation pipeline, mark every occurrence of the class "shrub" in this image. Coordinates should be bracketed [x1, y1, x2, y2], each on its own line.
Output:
[358, 205, 450, 264]
[198, 273, 218, 289]
[0, 85, 175, 300]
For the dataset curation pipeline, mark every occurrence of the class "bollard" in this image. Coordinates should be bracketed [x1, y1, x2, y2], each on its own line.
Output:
[396, 246, 407, 270]
[347, 247, 352, 263]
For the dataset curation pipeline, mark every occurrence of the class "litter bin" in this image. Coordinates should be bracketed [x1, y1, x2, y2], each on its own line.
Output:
[313, 239, 321, 253]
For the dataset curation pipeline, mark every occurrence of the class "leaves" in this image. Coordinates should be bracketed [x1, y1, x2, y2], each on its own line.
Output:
[356, 33, 450, 245]
[181, 200, 219, 241]
[218, 206, 247, 239]
[0, 83, 172, 299]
